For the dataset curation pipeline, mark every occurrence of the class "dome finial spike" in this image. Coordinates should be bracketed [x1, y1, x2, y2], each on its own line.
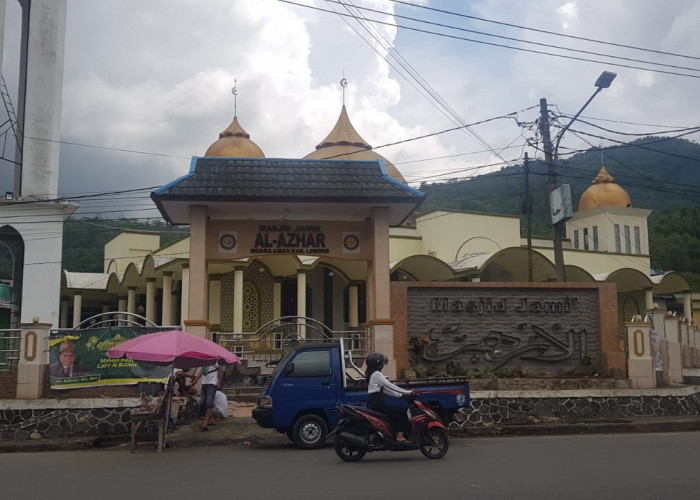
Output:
[340, 72, 348, 106]
[231, 79, 238, 117]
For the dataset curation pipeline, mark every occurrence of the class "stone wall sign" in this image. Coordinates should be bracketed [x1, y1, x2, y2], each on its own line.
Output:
[407, 287, 601, 376]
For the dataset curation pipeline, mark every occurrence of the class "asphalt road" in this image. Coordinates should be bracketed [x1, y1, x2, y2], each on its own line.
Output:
[2, 432, 699, 500]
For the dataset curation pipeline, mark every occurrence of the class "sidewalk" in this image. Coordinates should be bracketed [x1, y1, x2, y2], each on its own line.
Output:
[2, 408, 700, 454]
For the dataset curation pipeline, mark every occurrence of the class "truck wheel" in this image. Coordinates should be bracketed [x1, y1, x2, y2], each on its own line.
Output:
[292, 414, 328, 450]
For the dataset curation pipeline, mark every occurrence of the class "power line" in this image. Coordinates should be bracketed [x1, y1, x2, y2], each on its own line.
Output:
[279, 0, 700, 79]
[389, 0, 700, 62]
[324, 0, 700, 74]
[322, 0, 516, 170]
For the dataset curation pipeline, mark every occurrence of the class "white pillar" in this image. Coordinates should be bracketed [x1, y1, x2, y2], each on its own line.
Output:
[60, 299, 68, 328]
[146, 278, 156, 324]
[127, 287, 136, 315]
[0, 1, 5, 75]
[684, 293, 692, 321]
[349, 285, 359, 328]
[72, 293, 82, 328]
[297, 271, 306, 339]
[162, 272, 173, 326]
[645, 289, 654, 311]
[17, 0, 67, 199]
[118, 296, 127, 325]
[180, 267, 190, 326]
[297, 271, 307, 318]
[273, 280, 282, 320]
[233, 269, 244, 333]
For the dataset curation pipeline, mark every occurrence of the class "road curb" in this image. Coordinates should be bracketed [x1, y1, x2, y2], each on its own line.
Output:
[452, 418, 700, 437]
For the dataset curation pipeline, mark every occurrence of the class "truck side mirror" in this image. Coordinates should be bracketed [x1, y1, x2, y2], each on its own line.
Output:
[285, 362, 295, 376]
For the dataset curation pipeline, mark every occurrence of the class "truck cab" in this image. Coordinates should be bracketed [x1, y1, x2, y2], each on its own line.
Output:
[252, 340, 469, 449]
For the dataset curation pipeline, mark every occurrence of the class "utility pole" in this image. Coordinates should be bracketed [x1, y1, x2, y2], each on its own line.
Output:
[524, 152, 533, 282]
[539, 98, 566, 282]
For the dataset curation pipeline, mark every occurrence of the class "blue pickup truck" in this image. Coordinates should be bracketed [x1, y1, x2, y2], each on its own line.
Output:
[252, 340, 470, 449]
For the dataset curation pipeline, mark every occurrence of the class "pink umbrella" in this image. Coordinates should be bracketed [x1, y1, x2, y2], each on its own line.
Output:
[107, 329, 240, 369]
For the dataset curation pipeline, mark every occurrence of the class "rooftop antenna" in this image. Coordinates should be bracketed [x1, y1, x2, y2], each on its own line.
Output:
[232, 79, 238, 117]
[599, 141, 604, 167]
[340, 72, 348, 106]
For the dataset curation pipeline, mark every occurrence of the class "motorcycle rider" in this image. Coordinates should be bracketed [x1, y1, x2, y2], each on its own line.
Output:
[365, 352, 415, 443]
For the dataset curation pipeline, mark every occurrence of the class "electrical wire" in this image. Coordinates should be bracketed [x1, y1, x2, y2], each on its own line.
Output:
[324, 0, 700, 74]
[279, 0, 700, 79]
[389, 0, 700, 62]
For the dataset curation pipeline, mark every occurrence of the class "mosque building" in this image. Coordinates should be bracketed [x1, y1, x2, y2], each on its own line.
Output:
[59, 97, 691, 375]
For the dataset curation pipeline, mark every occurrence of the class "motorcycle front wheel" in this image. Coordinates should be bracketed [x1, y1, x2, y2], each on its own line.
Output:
[334, 434, 367, 462]
[419, 427, 449, 459]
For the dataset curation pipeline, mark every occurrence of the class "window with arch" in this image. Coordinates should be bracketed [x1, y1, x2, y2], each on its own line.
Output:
[623, 297, 640, 322]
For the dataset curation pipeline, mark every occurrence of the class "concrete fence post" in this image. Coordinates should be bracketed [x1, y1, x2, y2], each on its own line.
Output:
[16, 322, 52, 398]
[626, 319, 655, 389]
[664, 315, 683, 383]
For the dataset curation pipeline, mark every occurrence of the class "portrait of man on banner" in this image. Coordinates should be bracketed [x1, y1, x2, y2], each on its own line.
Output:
[49, 340, 87, 378]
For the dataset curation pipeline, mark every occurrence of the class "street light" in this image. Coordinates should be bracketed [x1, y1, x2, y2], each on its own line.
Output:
[553, 71, 617, 159]
[539, 70, 617, 282]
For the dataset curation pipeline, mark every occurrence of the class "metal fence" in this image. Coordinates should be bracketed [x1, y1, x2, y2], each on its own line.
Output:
[214, 316, 368, 376]
[0, 329, 21, 370]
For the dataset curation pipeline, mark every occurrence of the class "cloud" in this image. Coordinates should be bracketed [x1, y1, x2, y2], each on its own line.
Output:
[2, 0, 699, 213]
[557, 2, 579, 30]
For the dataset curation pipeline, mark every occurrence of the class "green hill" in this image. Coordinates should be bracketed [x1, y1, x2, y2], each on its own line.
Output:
[418, 136, 700, 287]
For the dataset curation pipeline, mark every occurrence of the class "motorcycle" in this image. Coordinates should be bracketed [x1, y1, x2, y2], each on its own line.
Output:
[330, 393, 450, 462]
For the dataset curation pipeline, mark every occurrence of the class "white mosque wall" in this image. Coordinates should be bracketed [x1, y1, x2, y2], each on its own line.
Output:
[389, 226, 423, 263]
[104, 231, 161, 273]
[416, 211, 521, 263]
[562, 248, 651, 276]
[2, 203, 76, 338]
[567, 206, 651, 255]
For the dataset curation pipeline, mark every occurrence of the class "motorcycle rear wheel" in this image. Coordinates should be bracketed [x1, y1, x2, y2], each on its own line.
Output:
[334, 434, 367, 462]
[419, 427, 449, 459]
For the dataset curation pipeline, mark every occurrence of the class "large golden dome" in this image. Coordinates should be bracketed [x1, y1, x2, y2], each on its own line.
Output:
[204, 116, 265, 158]
[304, 106, 407, 184]
[578, 167, 631, 211]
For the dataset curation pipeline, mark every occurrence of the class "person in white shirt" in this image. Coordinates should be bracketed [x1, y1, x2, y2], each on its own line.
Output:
[199, 363, 224, 431]
[365, 352, 416, 442]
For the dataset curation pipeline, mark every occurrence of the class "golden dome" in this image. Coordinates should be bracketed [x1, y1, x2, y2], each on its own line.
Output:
[578, 167, 631, 211]
[304, 106, 407, 184]
[204, 116, 265, 158]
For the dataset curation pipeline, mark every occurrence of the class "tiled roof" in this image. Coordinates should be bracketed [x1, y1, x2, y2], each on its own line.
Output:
[152, 157, 424, 202]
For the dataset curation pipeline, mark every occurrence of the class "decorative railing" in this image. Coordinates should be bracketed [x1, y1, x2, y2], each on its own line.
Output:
[214, 316, 368, 374]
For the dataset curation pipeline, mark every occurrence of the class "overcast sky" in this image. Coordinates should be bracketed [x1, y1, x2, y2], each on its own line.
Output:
[2, 0, 699, 219]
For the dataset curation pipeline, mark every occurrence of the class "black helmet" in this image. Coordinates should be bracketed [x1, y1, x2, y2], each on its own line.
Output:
[365, 352, 388, 370]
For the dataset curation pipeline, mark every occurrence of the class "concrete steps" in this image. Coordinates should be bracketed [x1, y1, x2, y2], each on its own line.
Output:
[221, 385, 263, 404]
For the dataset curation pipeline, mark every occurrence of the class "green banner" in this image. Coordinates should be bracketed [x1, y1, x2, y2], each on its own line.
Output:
[49, 327, 171, 389]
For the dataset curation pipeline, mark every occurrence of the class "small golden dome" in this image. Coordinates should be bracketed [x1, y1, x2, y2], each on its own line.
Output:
[204, 116, 265, 158]
[578, 167, 631, 211]
[304, 106, 407, 184]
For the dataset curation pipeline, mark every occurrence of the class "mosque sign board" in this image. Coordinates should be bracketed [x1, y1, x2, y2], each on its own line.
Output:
[209, 220, 370, 259]
[405, 285, 604, 377]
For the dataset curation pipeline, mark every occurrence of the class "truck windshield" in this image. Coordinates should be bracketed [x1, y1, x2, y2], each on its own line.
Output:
[269, 350, 294, 379]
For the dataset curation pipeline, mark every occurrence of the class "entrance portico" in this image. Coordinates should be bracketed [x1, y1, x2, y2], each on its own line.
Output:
[151, 157, 424, 376]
